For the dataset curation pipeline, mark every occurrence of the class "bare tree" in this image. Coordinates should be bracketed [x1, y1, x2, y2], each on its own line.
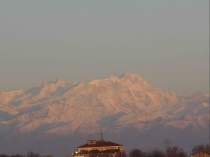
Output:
[163, 139, 172, 150]
[27, 151, 41, 157]
[122, 151, 127, 157]
[11, 154, 25, 157]
[165, 146, 187, 157]
[129, 149, 146, 157]
[147, 149, 164, 157]
[0, 154, 10, 157]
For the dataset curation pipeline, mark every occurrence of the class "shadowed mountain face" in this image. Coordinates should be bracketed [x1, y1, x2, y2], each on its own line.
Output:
[0, 73, 209, 156]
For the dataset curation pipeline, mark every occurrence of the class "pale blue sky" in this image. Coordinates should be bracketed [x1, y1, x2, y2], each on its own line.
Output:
[0, 0, 209, 94]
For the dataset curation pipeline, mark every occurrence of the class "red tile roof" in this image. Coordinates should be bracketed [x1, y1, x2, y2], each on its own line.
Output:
[191, 151, 210, 156]
[78, 140, 123, 148]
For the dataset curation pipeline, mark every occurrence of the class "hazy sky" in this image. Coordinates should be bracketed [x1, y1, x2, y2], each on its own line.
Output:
[0, 0, 209, 94]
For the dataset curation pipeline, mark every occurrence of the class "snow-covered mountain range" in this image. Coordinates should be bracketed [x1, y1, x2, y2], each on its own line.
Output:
[0, 73, 209, 156]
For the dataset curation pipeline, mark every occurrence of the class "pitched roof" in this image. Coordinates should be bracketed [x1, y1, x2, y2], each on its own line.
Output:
[77, 140, 123, 148]
[191, 151, 210, 156]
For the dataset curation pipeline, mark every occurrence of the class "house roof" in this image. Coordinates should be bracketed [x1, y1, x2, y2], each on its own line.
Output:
[191, 151, 210, 156]
[77, 140, 123, 148]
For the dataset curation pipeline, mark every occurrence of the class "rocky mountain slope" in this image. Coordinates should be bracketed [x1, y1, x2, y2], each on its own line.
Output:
[0, 73, 209, 156]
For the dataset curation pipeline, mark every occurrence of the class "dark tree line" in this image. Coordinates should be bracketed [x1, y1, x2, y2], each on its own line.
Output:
[0, 151, 53, 157]
[127, 144, 210, 157]
[0, 144, 209, 157]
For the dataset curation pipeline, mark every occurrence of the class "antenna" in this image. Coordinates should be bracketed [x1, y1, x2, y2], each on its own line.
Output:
[100, 128, 104, 141]
[88, 126, 92, 140]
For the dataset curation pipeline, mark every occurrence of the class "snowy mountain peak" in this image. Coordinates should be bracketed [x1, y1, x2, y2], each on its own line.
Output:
[121, 73, 147, 82]
[119, 73, 151, 88]
[87, 73, 150, 89]
[54, 78, 65, 84]
[0, 73, 209, 156]
[123, 72, 142, 78]
[38, 81, 49, 87]
[53, 79, 67, 86]
[108, 76, 120, 82]
[37, 79, 70, 89]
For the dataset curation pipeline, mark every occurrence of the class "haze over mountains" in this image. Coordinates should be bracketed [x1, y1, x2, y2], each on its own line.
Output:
[0, 73, 209, 156]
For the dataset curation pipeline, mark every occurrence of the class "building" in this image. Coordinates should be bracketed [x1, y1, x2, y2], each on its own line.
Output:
[71, 133, 123, 157]
[191, 151, 210, 157]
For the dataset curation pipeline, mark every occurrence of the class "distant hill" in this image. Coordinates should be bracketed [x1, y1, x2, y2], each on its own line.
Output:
[0, 73, 209, 156]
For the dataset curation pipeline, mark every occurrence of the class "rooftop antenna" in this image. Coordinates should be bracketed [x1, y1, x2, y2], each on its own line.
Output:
[88, 126, 92, 140]
[100, 128, 104, 141]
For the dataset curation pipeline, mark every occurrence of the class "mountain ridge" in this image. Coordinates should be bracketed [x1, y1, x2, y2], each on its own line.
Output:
[0, 73, 209, 156]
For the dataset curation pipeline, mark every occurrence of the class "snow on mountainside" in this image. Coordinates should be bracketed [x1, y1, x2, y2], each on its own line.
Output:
[0, 73, 209, 156]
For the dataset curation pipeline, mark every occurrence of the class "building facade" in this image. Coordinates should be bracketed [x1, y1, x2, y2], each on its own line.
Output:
[191, 151, 210, 157]
[72, 139, 124, 157]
